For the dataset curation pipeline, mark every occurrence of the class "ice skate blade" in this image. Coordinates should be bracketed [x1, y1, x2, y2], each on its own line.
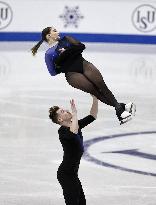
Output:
[131, 103, 136, 116]
[120, 116, 132, 125]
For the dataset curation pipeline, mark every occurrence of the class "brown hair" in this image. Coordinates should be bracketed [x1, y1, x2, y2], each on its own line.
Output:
[49, 106, 60, 124]
[31, 27, 51, 56]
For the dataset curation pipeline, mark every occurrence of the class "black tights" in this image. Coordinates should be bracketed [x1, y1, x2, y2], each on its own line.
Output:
[57, 171, 86, 205]
[65, 60, 118, 107]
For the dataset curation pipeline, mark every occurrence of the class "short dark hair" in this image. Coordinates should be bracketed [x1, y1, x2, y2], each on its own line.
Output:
[49, 106, 60, 124]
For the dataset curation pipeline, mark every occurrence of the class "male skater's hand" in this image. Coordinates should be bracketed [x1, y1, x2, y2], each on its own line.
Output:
[90, 94, 98, 100]
[90, 94, 98, 119]
[70, 99, 78, 134]
[70, 99, 77, 115]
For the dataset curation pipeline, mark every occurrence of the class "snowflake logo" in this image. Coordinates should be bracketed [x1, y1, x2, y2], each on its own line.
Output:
[59, 6, 84, 28]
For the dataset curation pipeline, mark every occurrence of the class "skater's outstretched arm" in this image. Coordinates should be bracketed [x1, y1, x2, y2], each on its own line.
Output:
[78, 95, 98, 129]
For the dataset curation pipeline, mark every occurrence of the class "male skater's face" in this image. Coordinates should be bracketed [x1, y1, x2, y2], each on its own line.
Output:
[57, 108, 72, 123]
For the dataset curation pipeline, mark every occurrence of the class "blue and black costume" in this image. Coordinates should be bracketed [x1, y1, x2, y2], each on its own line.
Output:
[45, 36, 85, 75]
[44, 35, 120, 109]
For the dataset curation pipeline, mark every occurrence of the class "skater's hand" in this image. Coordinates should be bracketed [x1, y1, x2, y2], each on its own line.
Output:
[69, 99, 78, 134]
[90, 94, 95, 98]
[59, 48, 66, 54]
[90, 94, 98, 100]
[70, 99, 77, 115]
[90, 94, 98, 119]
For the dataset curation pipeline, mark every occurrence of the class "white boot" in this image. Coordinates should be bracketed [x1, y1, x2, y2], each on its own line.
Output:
[120, 111, 132, 125]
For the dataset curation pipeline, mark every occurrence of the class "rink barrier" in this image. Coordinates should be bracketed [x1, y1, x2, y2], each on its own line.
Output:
[0, 32, 156, 44]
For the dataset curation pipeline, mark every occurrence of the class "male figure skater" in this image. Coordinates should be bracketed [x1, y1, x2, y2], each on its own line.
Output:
[49, 95, 98, 205]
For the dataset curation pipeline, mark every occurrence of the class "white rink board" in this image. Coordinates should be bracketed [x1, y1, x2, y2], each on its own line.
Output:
[1, 0, 156, 34]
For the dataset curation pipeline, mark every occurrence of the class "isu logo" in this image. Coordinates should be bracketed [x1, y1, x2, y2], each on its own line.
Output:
[132, 4, 156, 32]
[0, 1, 13, 29]
[59, 6, 84, 28]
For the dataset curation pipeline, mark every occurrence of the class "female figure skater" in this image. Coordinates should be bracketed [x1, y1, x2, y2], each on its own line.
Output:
[31, 27, 136, 124]
[49, 95, 98, 205]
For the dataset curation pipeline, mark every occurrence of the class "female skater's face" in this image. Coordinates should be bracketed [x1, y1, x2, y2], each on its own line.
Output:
[57, 108, 72, 123]
[46, 27, 60, 43]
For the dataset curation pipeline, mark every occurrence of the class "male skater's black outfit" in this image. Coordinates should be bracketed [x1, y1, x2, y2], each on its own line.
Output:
[57, 115, 95, 205]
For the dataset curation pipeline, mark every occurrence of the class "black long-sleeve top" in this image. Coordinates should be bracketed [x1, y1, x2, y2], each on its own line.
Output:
[55, 36, 85, 66]
[58, 115, 95, 173]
